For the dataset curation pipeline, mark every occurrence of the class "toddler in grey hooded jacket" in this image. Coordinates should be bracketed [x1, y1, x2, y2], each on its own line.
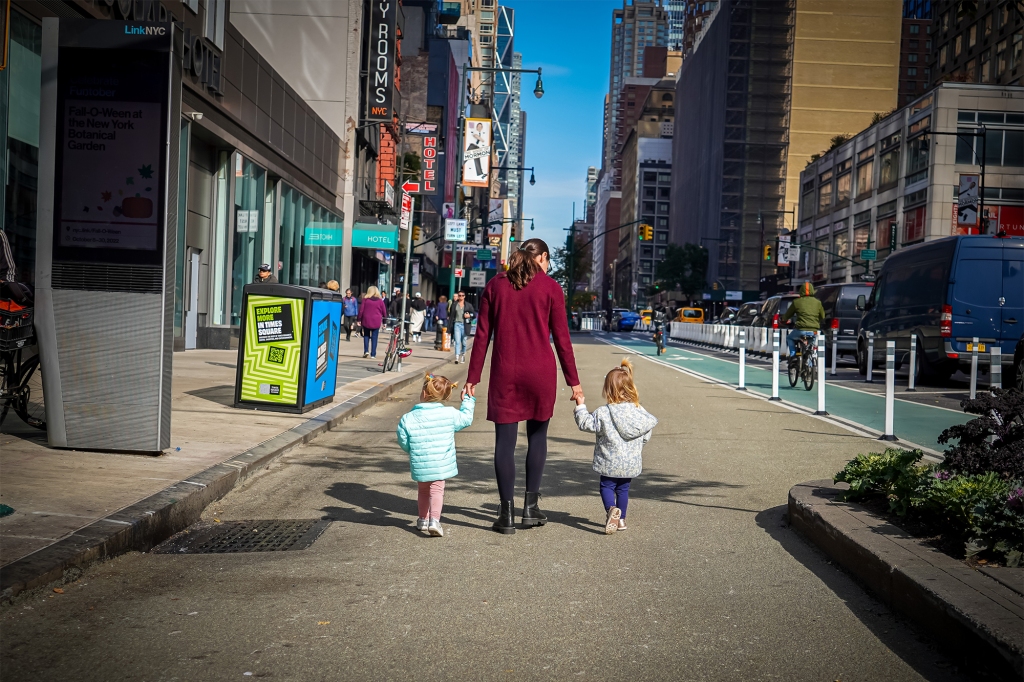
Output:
[573, 359, 658, 478]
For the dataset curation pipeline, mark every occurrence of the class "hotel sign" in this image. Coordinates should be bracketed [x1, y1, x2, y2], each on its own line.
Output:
[366, 1, 396, 122]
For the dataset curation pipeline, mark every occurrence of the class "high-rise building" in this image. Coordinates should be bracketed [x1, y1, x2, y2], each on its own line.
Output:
[667, 0, 686, 50]
[602, 0, 669, 172]
[681, 1, 718, 56]
[900, 1, 934, 105]
[507, 52, 525, 225]
[929, 0, 1023, 87]
[585, 167, 599, 223]
[671, 0, 902, 294]
[492, 7, 517, 176]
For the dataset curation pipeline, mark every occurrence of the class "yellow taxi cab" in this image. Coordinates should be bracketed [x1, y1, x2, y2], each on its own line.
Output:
[640, 309, 652, 325]
[674, 307, 704, 324]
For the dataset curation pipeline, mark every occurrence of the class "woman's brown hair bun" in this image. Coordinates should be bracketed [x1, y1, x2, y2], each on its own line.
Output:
[505, 238, 549, 290]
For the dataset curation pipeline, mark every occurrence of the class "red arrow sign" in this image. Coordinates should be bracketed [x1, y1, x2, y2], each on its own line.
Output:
[401, 181, 420, 193]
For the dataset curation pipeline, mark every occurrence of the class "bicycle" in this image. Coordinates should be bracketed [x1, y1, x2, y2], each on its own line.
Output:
[1, 305, 46, 430]
[652, 321, 666, 356]
[787, 333, 817, 391]
[380, 317, 412, 373]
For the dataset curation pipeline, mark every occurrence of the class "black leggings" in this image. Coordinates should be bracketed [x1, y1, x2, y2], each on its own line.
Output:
[494, 420, 549, 502]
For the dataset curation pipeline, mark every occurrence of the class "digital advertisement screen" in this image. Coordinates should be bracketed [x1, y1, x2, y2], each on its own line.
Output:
[304, 300, 341, 406]
[52, 24, 170, 266]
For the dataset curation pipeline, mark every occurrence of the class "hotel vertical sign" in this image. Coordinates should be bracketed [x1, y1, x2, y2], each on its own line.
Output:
[366, 1, 396, 122]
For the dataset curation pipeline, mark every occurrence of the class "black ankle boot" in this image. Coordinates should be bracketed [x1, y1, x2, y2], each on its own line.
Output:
[492, 501, 516, 534]
[521, 492, 547, 527]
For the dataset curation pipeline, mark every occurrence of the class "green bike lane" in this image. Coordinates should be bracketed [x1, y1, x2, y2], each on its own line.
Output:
[601, 333, 970, 452]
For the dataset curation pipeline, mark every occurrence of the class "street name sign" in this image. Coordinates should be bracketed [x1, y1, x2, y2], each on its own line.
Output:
[860, 249, 877, 261]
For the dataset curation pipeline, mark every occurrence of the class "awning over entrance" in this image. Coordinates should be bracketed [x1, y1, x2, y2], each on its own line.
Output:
[352, 223, 399, 251]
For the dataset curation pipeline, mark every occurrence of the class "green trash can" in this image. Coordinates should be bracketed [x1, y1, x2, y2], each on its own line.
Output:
[234, 284, 344, 413]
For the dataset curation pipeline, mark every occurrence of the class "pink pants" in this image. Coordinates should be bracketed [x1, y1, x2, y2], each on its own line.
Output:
[417, 480, 445, 520]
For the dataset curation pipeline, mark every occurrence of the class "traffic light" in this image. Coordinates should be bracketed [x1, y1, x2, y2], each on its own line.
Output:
[509, 233, 516, 242]
[638, 224, 653, 241]
[413, 226, 421, 241]
[763, 244, 772, 261]
[646, 224, 654, 241]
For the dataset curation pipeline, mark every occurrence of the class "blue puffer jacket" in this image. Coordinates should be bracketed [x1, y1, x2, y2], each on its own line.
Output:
[396, 397, 475, 482]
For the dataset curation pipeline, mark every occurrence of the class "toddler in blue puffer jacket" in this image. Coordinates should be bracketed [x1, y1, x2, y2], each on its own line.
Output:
[396, 373, 475, 537]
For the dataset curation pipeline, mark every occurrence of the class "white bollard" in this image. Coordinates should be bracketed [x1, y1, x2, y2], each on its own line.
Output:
[865, 331, 875, 383]
[815, 332, 827, 415]
[969, 336, 979, 400]
[991, 346, 1002, 390]
[880, 340, 898, 441]
[770, 329, 781, 401]
[830, 327, 838, 376]
[907, 334, 917, 392]
[738, 329, 747, 391]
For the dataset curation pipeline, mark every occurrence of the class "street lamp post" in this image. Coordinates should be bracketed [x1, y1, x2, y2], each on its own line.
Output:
[451, 64, 544, 297]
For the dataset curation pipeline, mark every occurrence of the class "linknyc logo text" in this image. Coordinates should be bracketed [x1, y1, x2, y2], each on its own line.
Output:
[124, 25, 166, 36]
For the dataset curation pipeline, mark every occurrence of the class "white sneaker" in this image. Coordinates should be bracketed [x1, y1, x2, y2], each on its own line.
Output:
[427, 519, 444, 537]
[605, 507, 621, 535]
[416, 518, 428, 532]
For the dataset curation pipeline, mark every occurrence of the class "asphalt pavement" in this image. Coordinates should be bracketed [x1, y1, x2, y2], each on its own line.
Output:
[0, 336, 969, 681]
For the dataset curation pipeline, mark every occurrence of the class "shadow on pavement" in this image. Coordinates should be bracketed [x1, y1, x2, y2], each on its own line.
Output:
[754, 504, 966, 682]
[184, 384, 235, 407]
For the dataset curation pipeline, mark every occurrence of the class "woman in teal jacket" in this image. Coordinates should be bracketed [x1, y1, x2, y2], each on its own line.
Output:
[397, 374, 475, 537]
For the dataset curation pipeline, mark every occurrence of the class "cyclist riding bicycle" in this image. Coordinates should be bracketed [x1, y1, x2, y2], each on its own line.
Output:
[781, 281, 824, 356]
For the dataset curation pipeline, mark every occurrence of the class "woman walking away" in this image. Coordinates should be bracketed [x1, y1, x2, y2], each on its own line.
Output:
[396, 374, 476, 537]
[574, 359, 657, 534]
[409, 292, 427, 343]
[464, 238, 582, 534]
[434, 295, 448, 350]
[357, 286, 387, 359]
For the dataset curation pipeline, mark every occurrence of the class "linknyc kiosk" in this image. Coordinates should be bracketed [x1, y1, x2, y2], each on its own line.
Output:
[234, 284, 344, 413]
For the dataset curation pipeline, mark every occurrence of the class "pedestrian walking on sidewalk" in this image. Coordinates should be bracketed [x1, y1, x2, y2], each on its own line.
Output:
[342, 288, 359, 341]
[464, 238, 582, 534]
[357, 286, 387, 358]
[573, 359, 657, 534]
[434, 295, 448, 350]
[409, 292, 427, 343]
[396, 374, 476, 537]
[447, 292, 474, 363]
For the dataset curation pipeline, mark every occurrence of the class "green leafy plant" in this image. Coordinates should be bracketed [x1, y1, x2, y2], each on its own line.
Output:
[938, 389, 1024, 480]
[833, 448, 933, 515]
[927, 473, 1023, 565]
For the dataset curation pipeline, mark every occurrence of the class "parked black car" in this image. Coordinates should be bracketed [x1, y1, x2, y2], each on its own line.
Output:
[731, 301, 763, 326]
[814, 283, 874, 361]
[752, 294, 799, 328]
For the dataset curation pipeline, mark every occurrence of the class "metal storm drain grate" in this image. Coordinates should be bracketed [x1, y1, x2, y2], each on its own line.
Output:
[153, 519, 331, 555]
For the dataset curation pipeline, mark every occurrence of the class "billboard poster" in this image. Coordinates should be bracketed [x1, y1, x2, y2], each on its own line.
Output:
[957, 174, 980, 227]
[488, 198, 503, 226]
[462, 118, 491, 187]
[240, 295, 305, 405]
[365, 0, 396, 121]
[303, 300, 342, 405]
[776, 236, 791, 266]
[442, 202, 456, 220]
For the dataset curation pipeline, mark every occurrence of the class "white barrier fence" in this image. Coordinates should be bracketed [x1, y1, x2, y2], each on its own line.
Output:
[668, 322, 793, 357]
[579, 317, 605, 331]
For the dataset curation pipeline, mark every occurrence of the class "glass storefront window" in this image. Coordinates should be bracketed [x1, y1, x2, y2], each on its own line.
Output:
[278, 183, 343, 287]
[2, 12, 42, 285]
[174, 120, 189, 337]
[212, 151, 231, 325]
[230, 154, 267, 326]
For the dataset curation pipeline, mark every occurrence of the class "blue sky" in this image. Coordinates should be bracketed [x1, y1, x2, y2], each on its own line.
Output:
[512, 1, 619, 250]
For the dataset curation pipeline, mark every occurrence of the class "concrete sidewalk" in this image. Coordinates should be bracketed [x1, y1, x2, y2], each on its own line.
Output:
[0, 333, 459, 597]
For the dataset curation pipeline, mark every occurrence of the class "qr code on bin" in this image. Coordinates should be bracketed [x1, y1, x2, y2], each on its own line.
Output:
[267, 346, 286, 364]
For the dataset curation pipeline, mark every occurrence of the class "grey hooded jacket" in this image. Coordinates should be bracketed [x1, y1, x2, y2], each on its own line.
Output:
[574, 402, 658, 478]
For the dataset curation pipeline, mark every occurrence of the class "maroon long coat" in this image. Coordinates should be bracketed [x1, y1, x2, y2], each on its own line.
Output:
[466, 271, 580, 423]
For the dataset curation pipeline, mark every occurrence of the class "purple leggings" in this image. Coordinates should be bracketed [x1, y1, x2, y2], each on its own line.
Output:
[600, 476, 631, 518]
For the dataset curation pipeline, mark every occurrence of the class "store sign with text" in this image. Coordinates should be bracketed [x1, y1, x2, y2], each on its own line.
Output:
[416, 135, 439, 194]
[365, 0, 396, 121]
